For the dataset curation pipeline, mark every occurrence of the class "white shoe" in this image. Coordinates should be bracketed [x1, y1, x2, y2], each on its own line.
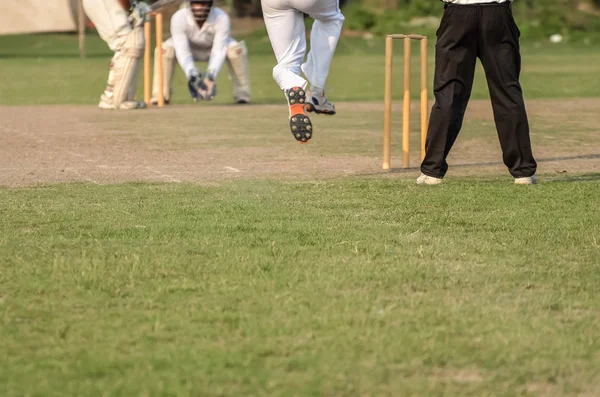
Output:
[98, 94, 114, 109]
[514, 174, 538, 185]
[118, 101, 147, 110]
[416, 173, 443, 185]
[306, 91, 336, 115]
[99, 94, 146, 110]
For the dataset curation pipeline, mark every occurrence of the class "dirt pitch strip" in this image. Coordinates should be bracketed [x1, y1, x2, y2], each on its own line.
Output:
[1, 99, 598, 187]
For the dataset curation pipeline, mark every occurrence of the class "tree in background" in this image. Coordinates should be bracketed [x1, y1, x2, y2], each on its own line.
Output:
[339, 0, 600, 41]
[229, 0, 262, 17]
[176, 0, 600, 39]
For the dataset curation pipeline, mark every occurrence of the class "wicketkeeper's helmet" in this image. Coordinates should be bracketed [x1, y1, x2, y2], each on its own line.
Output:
[188, 0, 214, 24]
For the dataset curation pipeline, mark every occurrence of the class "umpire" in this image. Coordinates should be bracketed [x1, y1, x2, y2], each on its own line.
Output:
[417, 0, 538, 185]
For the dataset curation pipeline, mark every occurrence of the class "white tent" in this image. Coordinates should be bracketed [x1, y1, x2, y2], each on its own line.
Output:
[0, 0, 81, 35]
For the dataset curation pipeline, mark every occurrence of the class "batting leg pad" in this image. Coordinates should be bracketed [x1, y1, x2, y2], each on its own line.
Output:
[102, 52, 119, 98]
[127, 55, 143, 102]
[152, 41, 177, 103]
[226, 40, 251, 103]
[113, 27, 145, 108]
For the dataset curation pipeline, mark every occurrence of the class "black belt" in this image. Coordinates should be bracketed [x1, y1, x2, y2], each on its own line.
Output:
[444, 2, 512, 9]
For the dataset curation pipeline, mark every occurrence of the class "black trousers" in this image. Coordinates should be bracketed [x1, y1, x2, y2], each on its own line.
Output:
[421, 2, 537, 178]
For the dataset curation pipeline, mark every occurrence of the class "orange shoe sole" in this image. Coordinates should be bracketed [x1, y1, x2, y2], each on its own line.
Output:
[287, 87, 313, 144]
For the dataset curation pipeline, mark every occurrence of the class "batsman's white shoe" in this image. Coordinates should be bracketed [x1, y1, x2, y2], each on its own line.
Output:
[285, 87, 313, 144]
[99, 94, 146, 110]
[416, 173, 443, 185]
[514, 174, 538, 185]
[98, 94, 114, 109]
[306, 91, 336, 115]
[119, 101, 147, 110]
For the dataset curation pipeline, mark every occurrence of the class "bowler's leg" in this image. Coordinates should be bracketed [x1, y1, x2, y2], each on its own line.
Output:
[261, 0, 307, 90]
[261, 0, 312, 143]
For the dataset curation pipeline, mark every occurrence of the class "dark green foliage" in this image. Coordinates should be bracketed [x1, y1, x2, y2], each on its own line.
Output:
[342, 3, 378, 31]
[342, 0, 600, 41]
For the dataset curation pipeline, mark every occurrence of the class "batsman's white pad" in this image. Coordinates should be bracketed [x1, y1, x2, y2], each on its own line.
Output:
[113, 27, 145, 107]
[127, 50, 143, 101]
[152, 41, 177, 102]
[102, 52, 118, 99]
[226, 40, 250, 102]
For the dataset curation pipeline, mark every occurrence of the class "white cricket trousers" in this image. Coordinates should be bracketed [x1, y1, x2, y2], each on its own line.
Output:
[261, 0, 344, 91]
[82, 0, 131, 51]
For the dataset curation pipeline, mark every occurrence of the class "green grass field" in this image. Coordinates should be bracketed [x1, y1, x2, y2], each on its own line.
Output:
[1, 30, 600, 396]
[2, 179, 599, 396]
[1, 32, 600, 105]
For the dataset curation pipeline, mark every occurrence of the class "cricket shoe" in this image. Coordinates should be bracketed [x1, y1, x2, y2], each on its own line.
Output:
[99, 94, 146, 110]
[306, 91, 336, 115]
[416, 173, 443, 185]
[514, 174, 538, 185]
[285, 87, 313, 144]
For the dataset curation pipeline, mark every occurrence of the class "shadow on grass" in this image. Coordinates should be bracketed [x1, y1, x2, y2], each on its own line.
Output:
[543, 173, 600, 183]
[361, 154, 600, 180]
[383, 154, 600, 173]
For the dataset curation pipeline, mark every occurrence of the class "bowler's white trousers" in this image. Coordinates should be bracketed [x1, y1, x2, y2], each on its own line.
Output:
[261, 0, 344, 91]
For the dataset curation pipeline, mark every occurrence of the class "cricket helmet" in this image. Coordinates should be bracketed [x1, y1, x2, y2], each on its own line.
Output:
[188, 0, 214, 24]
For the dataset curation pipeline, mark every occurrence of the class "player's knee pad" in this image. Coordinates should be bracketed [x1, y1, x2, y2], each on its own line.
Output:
[111, 54, 141, 106]
[163, 42, 176, 60]
[111, 29, 144, 106]
[226, 40, 247, 66]
[152, 41, 177, 101]
[121, 26, 145, 58]
[155, 41, 176, 63]
[226, 37, 239, 49]
[226, 40, 250, 100]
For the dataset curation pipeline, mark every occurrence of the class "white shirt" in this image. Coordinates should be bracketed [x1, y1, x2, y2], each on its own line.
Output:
[442, 0, 511, 3]
[170, 7, 231, 78]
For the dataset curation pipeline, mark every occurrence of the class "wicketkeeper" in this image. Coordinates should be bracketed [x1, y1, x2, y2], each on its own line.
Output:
[151, 0, 251, 104]
[83, 0, 150, 110]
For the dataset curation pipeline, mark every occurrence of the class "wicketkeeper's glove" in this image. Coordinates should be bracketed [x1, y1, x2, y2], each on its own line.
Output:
[187, 70, 204, 102]
[188, 71, 217, 101]
[199, 73, 216, 100]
